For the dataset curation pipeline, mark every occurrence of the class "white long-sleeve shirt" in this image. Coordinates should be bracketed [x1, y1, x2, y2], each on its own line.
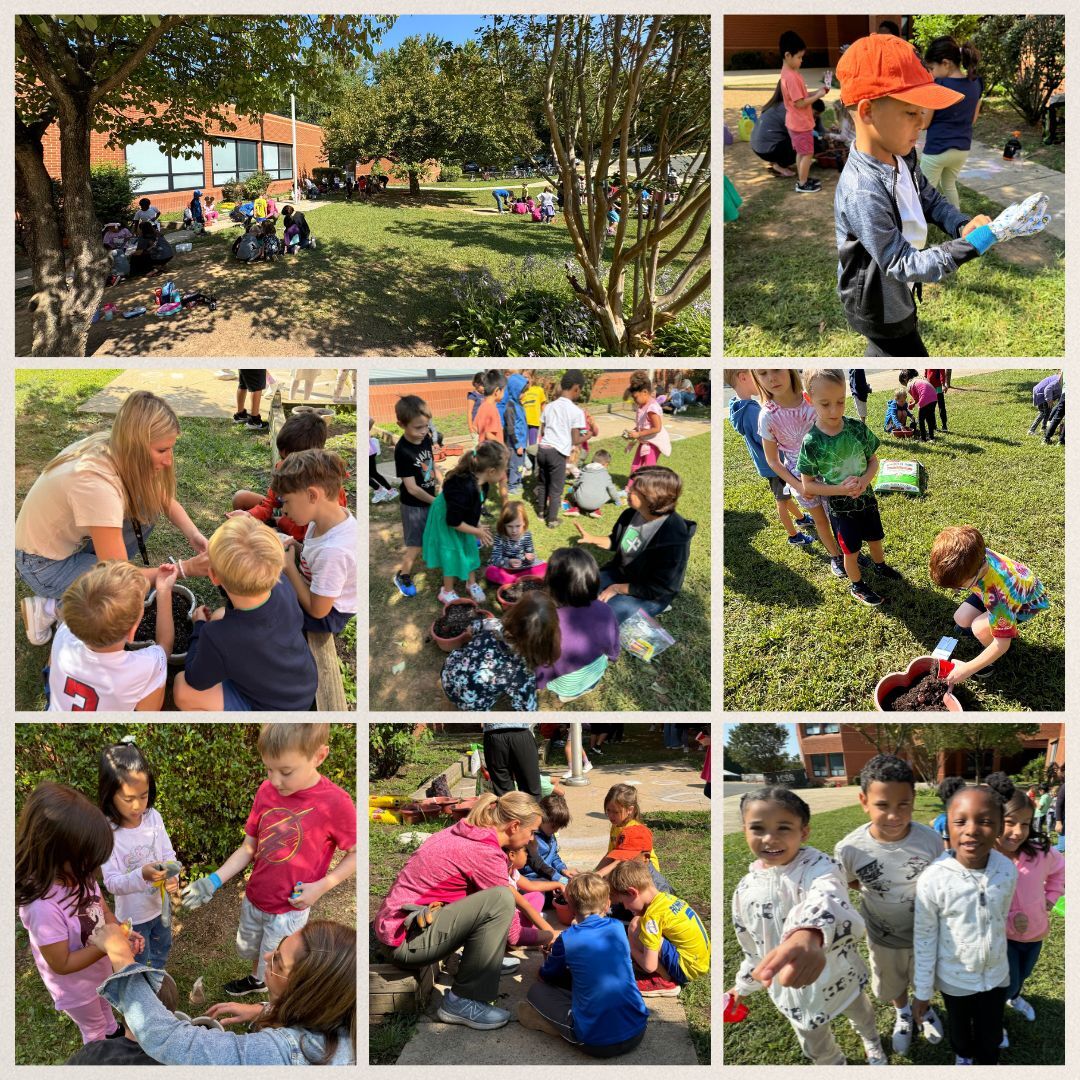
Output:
[100, 808, 177, 924]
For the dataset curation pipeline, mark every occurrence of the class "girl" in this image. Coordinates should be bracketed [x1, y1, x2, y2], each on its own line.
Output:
[506, 844, 563, 947]
[422, 440, 508, 605]
[369, 419, 397, 504]
[622, 371, 671, 474]
[16, 782, 145, 1043]
[485, 501, 547, 586]
[728, 787, 885, 1065]
[441, 591, 560, 712]
[16, 390, 210, 646]
[898, 369, 939, 442]
[537, 547, 620, 704]
[753, 368, 846, 571]
[466, 373, 485, 444]
[203, 194, 219, 225]
[912, 775, 1019, 1065]
[99, 738, 179, 972]
[924, 369, 951, 432]
[594, 784, 668, 886]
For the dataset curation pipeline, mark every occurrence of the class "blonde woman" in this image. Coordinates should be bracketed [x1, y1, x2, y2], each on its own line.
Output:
[15, 391, 210, 646]
[373, 791, 545, 1031]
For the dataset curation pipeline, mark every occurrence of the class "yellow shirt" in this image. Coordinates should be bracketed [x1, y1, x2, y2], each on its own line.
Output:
[607, 819, 661, 872]
[520, 385, 548, 428]
[639, 891, 711, 981]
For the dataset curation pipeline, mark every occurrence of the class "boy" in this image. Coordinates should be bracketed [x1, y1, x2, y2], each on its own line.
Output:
[834, 754, 945, 1055]
[172, 515, 316, 711]
[564, 449, 621, 517]
[466, 373, 485, 442]
[1029, 371, 1062, 436]
[798, 368, 902, 607]
[778, 30, 829, 194]
[834, 33, 1050, 356]
[232, 410, 347, 541]
[47, 560, 177, 712]
[520, 371, 548, 451]
[929, 525, 1048, 684]
[273, 449, 357, 634]
[536, 370, 587, 527]
[884, 388, 914, 436]
[179, 723, 356, 997]
[726, 368, 815, 548]
[131, 197, 161, 232]
[517, 872, 648, 1058]
[393, 395, 438, 597]
[609, 859, 710, 998]
[499, 371, 529, 496]
[474, 370, 508, 505]
[233, 369, 270, 431]
[522, 793, 579, 887]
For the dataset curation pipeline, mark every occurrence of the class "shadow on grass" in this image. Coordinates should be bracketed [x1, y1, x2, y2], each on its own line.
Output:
[723, 509, 824, 607]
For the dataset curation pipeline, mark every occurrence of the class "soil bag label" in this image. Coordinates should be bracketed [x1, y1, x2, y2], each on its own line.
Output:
[873, 459, 925, 496]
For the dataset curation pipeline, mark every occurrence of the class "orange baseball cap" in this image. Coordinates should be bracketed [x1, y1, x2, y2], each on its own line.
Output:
[837, 34, 964, 109]
[608, 823, 655, 862]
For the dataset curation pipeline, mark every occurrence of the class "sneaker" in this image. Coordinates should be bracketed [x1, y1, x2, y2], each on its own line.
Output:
[891, 1010, 913, 1055]
[636, 974, 681, 997]
[394, 572, 417, 598]
[546, 521, 559, 529]
[1008, 995, 1035, 1021]
[216, 370, 237, 380]
[873, 561, 902, 580]
[862, 1035, 888, 1065]
[232, 410, 249, 423]
[955, 1056, 974, 1065]
[21, 596, 57, 646]
[788, 532, 814, 548]
[437, 588, 460, 605]
[371, 488, 390, 504]
[830, 556, 848, 578]
[921, 1007, 944, 1044]
[794, 514, 815, 527]
[500, 955, 520, 974]
[591, 746, 604, 756]
[564, 505, 581, 516]
[516, 1000, 565, 1037]
[382, 487, 399, 502]
[794, 180, 822, 193]
[999, 1028, 1009, 1050]
[850, 580, 884, 606]
[246, 414, 270, 431]
[583, 759, 593, 773]
[588, 509, 603, 518]
[467, 582, 486, 603]
[857, 551, 873, 569]
[437, 990, 511, 1030]
[224, 975, 267, 997]
[105, 1024, 126, 1040]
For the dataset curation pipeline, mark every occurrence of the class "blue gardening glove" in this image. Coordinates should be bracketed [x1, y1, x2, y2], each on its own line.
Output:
[967, 192, 1050, 253]
[180, 872, 222, 910]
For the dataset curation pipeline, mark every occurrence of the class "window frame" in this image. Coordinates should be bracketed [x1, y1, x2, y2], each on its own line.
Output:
[125, 139, 204, 195]
[261, 141, 294, 181]
[810, 754, 827, 778]
[211, 137, 260, 186]
[829, 752, 846, 777]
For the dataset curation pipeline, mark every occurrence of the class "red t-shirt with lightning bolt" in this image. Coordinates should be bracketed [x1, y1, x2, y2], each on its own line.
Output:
[243, 776, 357, 914]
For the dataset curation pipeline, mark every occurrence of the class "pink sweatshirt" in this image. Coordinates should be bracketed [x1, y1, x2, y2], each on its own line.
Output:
[906, 377, 939, 408]
[1004, 846, 1065, 942]
[374, 819, 509, 947]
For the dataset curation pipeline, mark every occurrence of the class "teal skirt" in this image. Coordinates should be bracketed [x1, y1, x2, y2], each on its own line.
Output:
[421, 493, 481, 580]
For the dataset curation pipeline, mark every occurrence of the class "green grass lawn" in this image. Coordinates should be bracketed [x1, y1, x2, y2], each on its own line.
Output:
[14, 369, 357, 709]
[369, 425, 712, 712]
[724, 177, 1065, 357]
[723, 797, 1065, 1065]
[974, 94, 1065, 174]
[723, 369, 1064, 711]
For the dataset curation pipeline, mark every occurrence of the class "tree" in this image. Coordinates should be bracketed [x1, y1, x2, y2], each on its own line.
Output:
[909, 724, 957, 788]
[725, 724, 790, 779]
[974, 15, 1065, 122]
[950, 723, 1041, 783]
[909, 15, 984, 53]
[16, 14, 393, 356]
[849, 724, 916, 758]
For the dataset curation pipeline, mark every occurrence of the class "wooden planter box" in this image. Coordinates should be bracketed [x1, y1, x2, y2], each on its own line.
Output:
[369, 961, 437, 1022]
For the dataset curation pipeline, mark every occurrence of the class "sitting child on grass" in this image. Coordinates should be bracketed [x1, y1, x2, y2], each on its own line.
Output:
[565, 450, 622, 517]
[522, 792, 581, 889]
[485, 500, 547, 586]
[884, 388, 915, 437]
[518, 872, 649, 1058]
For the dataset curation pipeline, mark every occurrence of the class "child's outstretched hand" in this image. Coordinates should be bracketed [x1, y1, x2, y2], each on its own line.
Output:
[961, 215, 992, 238]
[751, 928, 825, 989]
[911, 997, 930, 1028]
[155, 562, 179, 593]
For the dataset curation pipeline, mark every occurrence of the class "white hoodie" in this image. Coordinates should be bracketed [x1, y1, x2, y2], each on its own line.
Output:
[913, 848, 1017, 1001]
[732, 846, 869, 1031]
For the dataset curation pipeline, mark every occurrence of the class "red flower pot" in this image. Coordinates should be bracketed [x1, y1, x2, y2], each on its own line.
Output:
[495, 574, 546, 612]
[874, 656, 963, 712]
[552, 896, 573, 926]
[430, 599, 496, 652]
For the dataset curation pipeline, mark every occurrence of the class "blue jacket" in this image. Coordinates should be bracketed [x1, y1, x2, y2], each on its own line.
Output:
[884, 399, 911, 433]
[728, 396, 776, 479]
[849, 369, 871, 401]
[1033, 373, 1063, 407]
[497, 374, 528, 450]
[521, 828, 567, 881]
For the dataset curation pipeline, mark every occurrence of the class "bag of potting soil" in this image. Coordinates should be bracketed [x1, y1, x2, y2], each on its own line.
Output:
[619, 610, 675, 662]
[873, 459, 927, 496]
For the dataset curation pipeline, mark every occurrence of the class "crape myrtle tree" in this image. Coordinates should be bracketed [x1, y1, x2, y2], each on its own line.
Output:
[15, 14, 393, 357]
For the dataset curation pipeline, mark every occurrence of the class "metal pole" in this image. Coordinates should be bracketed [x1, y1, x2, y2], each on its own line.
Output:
[564, 722, 590, 787]
[291, 91, 299, 204]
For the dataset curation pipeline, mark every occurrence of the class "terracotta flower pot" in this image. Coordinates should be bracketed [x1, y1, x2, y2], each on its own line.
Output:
[127, 584, 197, 667]
[495, 574, 546, 612]
[450, 796, 481, 821]
[430, 599, 496, 653]
[552, 896, 573, 926]
[874, 656, 963, 712]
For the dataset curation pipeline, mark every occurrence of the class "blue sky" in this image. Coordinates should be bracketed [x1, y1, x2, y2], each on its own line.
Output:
[375, 15, 490, 51]
[723, 723, 800, 757]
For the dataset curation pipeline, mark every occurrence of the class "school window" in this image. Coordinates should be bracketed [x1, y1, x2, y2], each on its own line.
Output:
[823, 724, 840, 734]
[211, 138, 259, 185]
[262, 143, 293, 181]
[126, 140, 203, 194]
[829, 753, 845, 777]
[810, 754, 827, 777]
[804, 724, 821, 736]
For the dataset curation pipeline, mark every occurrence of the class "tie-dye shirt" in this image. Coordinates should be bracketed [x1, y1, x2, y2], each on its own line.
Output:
[758, 399, 818, 474]
[975, 550, 1048, 638]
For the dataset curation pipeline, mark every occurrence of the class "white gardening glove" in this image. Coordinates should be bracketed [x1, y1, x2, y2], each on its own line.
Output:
[180, 874, 221, 910]
[823, 69, 833, 90]
[989, 192, 1050, 243]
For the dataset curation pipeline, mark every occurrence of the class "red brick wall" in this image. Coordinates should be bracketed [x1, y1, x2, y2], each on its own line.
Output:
[725, 15, 877, 66]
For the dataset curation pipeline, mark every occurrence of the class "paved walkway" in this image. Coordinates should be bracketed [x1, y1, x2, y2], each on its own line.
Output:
[723, 783, 862, 835]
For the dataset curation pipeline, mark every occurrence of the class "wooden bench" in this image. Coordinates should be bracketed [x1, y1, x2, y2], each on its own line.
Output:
[370, 961, 437, 1022]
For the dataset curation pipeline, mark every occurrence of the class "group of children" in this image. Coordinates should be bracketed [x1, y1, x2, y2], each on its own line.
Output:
[232, 205, 315, 262]
[16, 724, 357, 1053]
[492, 187, 558, 221]
[728, 755, 1064, 1065]
[1028, 371, 1065, 445]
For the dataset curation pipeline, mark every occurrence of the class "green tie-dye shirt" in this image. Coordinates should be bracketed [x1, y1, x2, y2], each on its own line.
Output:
[798, 419, 881, 514]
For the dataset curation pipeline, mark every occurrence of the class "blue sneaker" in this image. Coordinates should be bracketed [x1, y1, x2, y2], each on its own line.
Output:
[794, 514, 815, 527]
[393, 572, 417, 598]
[857, 552, 873, 570]
[437, 990, 511, 1030]
[788, 532, 814, 547]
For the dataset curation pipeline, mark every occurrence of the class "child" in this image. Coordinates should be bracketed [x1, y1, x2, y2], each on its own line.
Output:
[441, 590, 560, 712]
[754, 368, 846, 569]
[283, 220, 301, 254]
[393, 395, 438, 598]
[622, 370, 671, 474]
[188, 189, 205, 231]
[521, 373, 548, 450]
[47, 560, 176, 712]
[179, 724, 357, 998]
[99, 738, 179, 971]
[798, 367, 902, 606]
[522, 792, 579, 887]
[499, 371, 529, 496]
[233, 369, 269, 431]
[834, 755, 946, 1055]
[506, 844, 562, 947]
[565, 409, 599, 480]
[594, 784, 665, 883]
[726, 368, 811, 548]
[609, 858, 710, 997]
[273, 449, 357, 634]
[995, 781, 1065, 1040]
[473, 370, 507, 504]
[535, 547, 620, 704]
[172, 515, 317, 711]
[848, 367, 871, 421]
[17, 782, 142, 1042]
[485, 500, 547, 586]
[778, 30, 829, 194]
[369, 419, 397, 504]
[422, 441, 508, 605]
[1028, 371, 1063, 436]
[924, 369, 950, 431]
[539, 187, 556, 221]
[259, 219, 280, 260]
[834, 33, 1049, 356]
[518, 872, 649, 1058]
[132, 197, 161, 231]
[929, 525, 1048, 684]
[898, 370, 939, 441]
[536, 370, 587, 527]
[102, 222, 133, 250]
[203, 194, 219, 225]
[565, 449, 621, 517]
[884, 388, 915, 436]
[912, 775, 1019, 1065]
[253, 195, 268, 220]
[729, 787, 886, 1065]
[466, 373, 485, 443]
[1034, 786, 1052, 834]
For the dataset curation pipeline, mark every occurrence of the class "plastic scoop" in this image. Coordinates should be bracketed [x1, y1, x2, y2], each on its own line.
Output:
[723, 992, 749, 1023]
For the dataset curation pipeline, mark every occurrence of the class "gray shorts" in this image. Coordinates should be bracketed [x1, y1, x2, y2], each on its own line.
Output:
[236, 897, 310, 980]
[767, 475, 791, 501]
[401, 503, 429, 548]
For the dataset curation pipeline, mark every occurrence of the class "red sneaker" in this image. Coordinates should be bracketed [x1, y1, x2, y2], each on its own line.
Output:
[563, 506, 581, 516]
[636, 975, 681, 997]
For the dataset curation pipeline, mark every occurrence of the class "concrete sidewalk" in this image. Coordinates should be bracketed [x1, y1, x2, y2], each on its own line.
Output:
[724, 783, 862, 835]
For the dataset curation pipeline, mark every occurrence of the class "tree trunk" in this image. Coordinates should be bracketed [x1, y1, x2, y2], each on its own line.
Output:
[408, 169, 421, 196]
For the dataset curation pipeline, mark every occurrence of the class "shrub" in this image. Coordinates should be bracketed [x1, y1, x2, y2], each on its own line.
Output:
[89, 163, 139, 227]
[974, 15, 1065, 123]
[220, 179, 246, 203]
[728, 50, 770, 70]
[370, 723, 429, 781]
[909, 14, 983, 53]
[653, 310, 712, 357]
[438, 164, 463, 183]
[241, 170, 273, 199]
[14, 724, 356, 877]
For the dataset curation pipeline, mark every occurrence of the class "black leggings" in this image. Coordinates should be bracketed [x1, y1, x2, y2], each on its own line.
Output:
[863, 327, 929, 357]
[1045, 397, 1065, 441]
[935, 391, 948, 429]
[369, 455, 392, 491]
[917, 403, 937, 440]
[941, 987, 1007, 1064]
[482, 727, 542, 798]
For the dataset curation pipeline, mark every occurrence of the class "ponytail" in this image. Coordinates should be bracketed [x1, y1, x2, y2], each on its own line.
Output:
[466, 790, 542, 830]
[959, 41, 980, 81]
[445, 440, 509, 483]
[761, 79, 784, 114]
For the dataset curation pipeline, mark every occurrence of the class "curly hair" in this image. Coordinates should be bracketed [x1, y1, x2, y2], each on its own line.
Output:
[860, 754, 915, 793]
[938, 771, 1014, 827]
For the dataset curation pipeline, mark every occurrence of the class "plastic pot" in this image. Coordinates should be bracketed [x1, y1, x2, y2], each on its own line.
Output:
[495, 574, 546, 612]
[450, 796, 481, 821]
[874, 656, 963, 712]
[430, 599, 495, 652]
[127, 584, 196, 667]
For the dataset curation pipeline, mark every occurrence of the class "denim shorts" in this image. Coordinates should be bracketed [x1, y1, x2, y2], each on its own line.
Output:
[15, 521, 151, 600]
[221, 679, 253, 711]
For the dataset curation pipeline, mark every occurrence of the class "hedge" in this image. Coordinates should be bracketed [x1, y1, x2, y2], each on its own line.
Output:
[15, 724, 357, 877]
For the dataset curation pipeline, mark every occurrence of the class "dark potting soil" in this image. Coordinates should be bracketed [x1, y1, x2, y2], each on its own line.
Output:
[132, 592, 192, 654]
[884, 672, 953, 712]
[433, 605, 477, 638]
[502, 578, 547, 603]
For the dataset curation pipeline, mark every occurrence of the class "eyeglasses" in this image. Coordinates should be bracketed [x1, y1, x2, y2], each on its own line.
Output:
[266, 948, 287, 980]
[950, 571, 981, 596]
